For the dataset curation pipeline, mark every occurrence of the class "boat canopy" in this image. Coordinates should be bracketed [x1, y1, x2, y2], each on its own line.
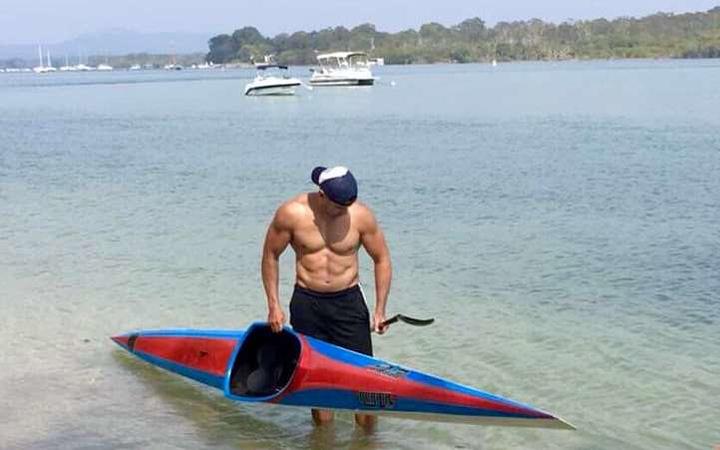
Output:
[315, 52, 370, 70]
[316, 51, 369, 60]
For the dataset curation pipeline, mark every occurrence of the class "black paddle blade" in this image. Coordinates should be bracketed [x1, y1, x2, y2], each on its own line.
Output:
[381, 314, 435, 328]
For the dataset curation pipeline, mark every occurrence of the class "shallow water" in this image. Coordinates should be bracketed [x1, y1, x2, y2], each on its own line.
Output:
[1, 60, 719, 449]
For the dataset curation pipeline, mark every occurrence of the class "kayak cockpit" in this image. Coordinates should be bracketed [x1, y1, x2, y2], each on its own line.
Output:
[228, 325, 300, 398]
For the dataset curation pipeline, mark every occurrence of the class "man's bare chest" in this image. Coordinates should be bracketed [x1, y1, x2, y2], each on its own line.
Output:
[292, 221, 360, 255]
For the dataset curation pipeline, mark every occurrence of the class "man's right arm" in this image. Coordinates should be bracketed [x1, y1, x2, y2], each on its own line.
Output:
[261, 204, 293, 332]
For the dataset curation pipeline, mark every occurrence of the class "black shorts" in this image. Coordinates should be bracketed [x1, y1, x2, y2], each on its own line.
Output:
[290, 284, 373, 356]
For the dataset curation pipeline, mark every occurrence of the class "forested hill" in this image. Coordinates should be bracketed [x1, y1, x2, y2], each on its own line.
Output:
[207, 7, 720, 64]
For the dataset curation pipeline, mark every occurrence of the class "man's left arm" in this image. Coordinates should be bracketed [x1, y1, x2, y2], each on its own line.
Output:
[359, 208, 392, 334]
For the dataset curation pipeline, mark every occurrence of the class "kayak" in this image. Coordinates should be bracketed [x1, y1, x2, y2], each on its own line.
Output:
[111, 322, 574, 429]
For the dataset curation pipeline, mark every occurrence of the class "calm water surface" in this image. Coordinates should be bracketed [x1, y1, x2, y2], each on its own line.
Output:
[1, 60, 719, 449]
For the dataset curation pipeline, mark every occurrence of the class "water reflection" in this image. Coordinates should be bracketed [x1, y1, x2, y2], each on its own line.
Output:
[112, 351, 384, 449]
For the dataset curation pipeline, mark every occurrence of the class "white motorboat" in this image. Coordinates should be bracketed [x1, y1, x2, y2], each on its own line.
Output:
[244, 64, 302, 96]
[309, 51, 375, 86]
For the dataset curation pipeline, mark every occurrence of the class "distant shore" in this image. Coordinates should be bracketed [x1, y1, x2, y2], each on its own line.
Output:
[3, 55, 720, 73]
[205, 8, 720, 65]
[2, 6, 719, 70]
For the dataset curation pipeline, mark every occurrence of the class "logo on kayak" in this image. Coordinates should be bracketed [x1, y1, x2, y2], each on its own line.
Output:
[357, 391, 396, 409]
[368, 363, 409, 378]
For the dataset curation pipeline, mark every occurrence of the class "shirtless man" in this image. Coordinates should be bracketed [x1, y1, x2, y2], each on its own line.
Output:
[261, 166, 392, 428]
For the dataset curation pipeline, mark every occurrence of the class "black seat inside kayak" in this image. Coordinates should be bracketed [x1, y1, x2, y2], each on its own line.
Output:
[229, 326, 300, 397]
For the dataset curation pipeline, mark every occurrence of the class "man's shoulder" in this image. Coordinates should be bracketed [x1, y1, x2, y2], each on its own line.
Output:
[275, 194, 311, 222]
[350, 200, 372, 216]
[350, 201, 379, 230]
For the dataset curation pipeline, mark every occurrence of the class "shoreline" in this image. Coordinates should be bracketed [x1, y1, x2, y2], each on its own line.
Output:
[3, 56, 720, 73]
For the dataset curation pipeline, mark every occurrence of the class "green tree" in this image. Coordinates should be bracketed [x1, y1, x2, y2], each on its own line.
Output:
[207, 34, 237, 63]
[203, 7, 720, 65]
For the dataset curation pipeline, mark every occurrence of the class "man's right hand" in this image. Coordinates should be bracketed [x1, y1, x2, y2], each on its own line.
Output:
[267, 307, 286, 333]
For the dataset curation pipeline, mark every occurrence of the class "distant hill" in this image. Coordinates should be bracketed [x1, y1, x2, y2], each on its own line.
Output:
[0, 29, 211, 60]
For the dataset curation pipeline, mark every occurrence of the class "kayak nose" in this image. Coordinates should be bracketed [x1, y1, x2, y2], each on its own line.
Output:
[110, 333, 138, 351]
[111, 334, 129, 348]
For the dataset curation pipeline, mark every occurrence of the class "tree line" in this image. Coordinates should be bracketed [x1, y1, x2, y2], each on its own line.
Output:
[206, 7, 720, 64]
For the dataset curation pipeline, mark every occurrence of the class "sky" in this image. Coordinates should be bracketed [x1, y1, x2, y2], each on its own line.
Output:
[2, 0, 718, 44]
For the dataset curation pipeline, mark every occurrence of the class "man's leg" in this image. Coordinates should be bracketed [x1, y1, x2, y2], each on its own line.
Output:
[354, 413, 377, 430]
[312, 408, 334, 425]
[292, 288, 332, 428]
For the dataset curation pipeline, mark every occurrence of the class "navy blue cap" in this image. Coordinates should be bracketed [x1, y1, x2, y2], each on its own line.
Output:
[311, 166, 358, 206]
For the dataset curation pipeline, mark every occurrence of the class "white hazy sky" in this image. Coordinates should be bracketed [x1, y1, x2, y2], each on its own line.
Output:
[2, 0, 718, 44]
